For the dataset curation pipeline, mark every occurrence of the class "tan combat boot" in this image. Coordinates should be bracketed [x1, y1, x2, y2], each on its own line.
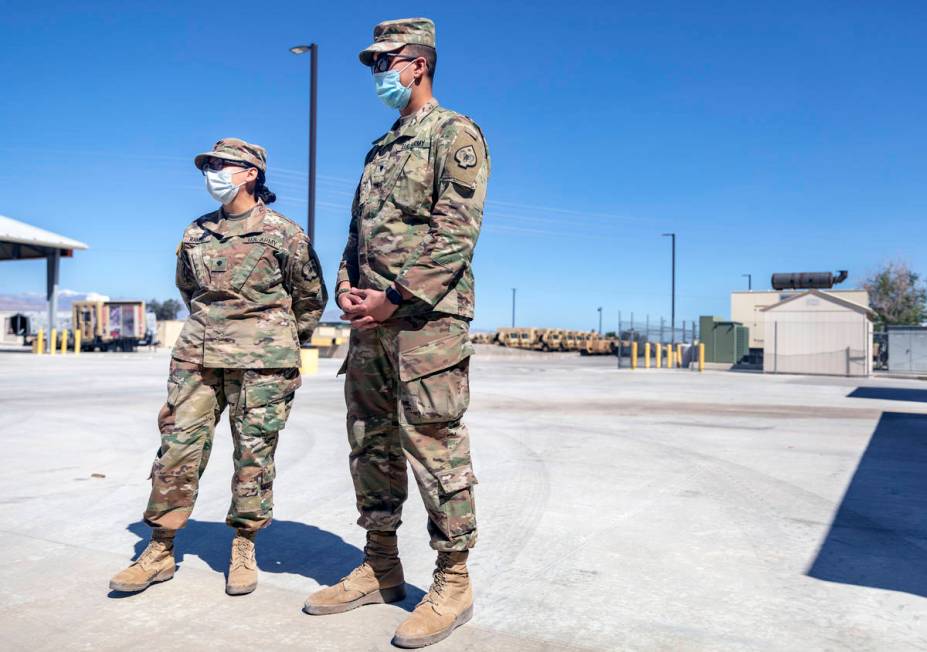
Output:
[303, 531, 405, 615]
[392, 551, 473, 648]
[109, 530, 176, 593]
[226, 531, 258, 595]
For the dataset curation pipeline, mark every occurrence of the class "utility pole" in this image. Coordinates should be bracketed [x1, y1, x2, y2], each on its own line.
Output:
[597, 307, 603, 335]
[662, 233, 676, 343]
[511, 288, 517, 327]
[289, 43, 318, 241]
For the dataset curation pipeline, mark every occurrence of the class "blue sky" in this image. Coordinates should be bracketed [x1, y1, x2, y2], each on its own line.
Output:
[1, 1, 925, 331]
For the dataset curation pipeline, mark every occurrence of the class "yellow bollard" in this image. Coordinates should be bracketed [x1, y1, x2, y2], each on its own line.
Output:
[666, 344, 674, 368]
[36, 329, 45, 355]
[74, 329, 81, 355]
[644, 342, 651, 368]
[49, 328, 58, 355]
[299, 347, 319, 376]
[676, 344, 683, 368]
[631, 341, 638, 369]
[59, 329, 68, 354]
[655, 342, 662, 368]
[698, 342, 705, 372]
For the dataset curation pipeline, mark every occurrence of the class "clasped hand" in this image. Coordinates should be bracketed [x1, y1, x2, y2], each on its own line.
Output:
[339, 288, 398, 331]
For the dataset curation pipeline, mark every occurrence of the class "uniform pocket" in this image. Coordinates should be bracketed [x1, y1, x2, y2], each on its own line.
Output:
[229, 244, 266, 291]
[391, 149, 432, 215]
[243, 368, 302, 408]
[183, 243, 210, 288]
[399, 331, 473, 425]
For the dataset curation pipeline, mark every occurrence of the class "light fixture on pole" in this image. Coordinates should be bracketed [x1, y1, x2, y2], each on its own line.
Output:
[289, 43, 318, 242]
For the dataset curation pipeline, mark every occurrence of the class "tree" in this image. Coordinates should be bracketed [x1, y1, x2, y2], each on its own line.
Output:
[147, 298, 182, 321]
[864, 262, 927, 329]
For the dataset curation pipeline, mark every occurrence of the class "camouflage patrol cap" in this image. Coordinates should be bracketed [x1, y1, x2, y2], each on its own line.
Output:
[194, 138, 267, 172]
[358, 17, 436, 66]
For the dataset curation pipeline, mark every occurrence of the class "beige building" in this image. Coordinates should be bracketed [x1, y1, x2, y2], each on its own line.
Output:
[731, 289, 869, 349]
[762, 290, 874, 377]
[156, 320, 185, 350]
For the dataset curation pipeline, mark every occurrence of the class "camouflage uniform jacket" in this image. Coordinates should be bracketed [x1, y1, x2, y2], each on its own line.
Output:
[172, 201, 327, 368]
[337, 99, 490, 318]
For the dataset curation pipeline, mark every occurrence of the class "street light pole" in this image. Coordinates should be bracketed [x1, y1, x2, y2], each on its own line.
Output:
[289, 43, 318, 242]
[742, 273, 752, 291]
[662, 233, 676, 343]
[511, 288, 516, 328]
[597, 307, 603, 335]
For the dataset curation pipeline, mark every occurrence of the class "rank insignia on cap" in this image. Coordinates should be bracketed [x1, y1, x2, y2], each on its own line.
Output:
[454, 145, 477, 169]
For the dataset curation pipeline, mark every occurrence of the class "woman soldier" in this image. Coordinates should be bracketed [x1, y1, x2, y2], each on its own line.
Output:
[110, 138, 327, 595]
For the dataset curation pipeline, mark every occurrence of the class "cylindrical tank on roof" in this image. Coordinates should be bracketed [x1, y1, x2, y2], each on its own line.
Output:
[770, 270, 848, 290]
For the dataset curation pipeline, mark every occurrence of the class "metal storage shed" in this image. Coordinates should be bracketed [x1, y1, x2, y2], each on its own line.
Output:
[887, 326, 927, 373]
[762, 290, 874, 377]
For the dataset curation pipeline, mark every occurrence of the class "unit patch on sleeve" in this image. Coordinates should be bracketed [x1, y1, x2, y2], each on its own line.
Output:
[444, 127, 484, 187]
[454, 145, 477, 169]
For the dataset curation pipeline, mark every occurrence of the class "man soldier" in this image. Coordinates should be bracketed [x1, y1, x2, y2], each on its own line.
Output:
[303, 17, 490, 649]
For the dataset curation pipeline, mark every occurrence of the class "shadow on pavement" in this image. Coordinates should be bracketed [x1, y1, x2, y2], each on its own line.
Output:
[848, 387, 927, 403]
[807, 412, 927, 597]
[114, 519, 425, 609]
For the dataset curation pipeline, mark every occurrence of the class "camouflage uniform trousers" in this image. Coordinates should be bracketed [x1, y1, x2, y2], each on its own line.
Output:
[344, 313, 477, 552]
[144, 358, 300, 532]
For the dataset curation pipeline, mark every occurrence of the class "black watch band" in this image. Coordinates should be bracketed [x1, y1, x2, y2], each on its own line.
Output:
[385, 286, 403, 306]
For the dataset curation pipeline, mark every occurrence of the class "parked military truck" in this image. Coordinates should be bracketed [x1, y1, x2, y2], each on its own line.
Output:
[470, 332, 495, 345]
[310, 323, 352, 358]
[72, 300, 146, 352]
[581, 335, 618, 356]
[495, 328, 521, 347]
[539, 328, 564, 351]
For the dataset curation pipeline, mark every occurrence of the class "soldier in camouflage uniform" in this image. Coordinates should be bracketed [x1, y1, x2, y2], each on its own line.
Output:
[303, 18, 489, 649]
[110, 138, 327, 596]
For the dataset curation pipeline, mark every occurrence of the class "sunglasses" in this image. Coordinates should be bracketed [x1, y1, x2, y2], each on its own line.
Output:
[371, 53, 418, 74]
[200, 159, 251, 175]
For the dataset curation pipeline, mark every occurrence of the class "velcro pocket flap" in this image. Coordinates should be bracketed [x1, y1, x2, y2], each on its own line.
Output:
[244, 372, 302, 408]
[230, 245, 266, 290]
[399, 331, 474, 382]
[435, 467, 478, 495]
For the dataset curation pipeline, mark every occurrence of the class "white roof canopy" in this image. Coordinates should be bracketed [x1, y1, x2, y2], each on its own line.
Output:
[0, 214, 88, 260]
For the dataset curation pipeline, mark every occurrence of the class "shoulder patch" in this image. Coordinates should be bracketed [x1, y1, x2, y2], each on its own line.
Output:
[444, 128, 484, 187]
[454, 145, 478, 169]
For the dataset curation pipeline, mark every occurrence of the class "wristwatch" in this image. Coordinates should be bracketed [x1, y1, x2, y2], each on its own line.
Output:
[385, 286, 403, 306]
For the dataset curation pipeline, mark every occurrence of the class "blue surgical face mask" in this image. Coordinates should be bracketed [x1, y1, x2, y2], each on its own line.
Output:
[373, 61, 415, 110]
[204, 168, 244, 205]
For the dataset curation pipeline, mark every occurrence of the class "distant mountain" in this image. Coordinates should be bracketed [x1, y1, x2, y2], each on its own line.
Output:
[0, 291, 110, 312]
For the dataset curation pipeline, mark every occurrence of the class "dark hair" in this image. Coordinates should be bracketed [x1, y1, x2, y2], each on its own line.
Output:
[403, 44, 437, 81]
[251, 168, 276, 204]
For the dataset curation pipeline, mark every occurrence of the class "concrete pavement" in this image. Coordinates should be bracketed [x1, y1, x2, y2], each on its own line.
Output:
[0, 347, 925, 650]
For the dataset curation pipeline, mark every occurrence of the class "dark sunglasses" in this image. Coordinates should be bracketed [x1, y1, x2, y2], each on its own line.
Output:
[371, 53, 417, 74]
[200, 158, 251, 175]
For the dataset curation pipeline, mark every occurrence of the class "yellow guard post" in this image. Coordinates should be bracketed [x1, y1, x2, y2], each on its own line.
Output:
[300, 347, 319, 376]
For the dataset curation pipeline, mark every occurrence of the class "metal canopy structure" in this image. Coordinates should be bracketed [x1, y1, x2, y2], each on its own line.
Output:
[0, 215, 89, 332]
